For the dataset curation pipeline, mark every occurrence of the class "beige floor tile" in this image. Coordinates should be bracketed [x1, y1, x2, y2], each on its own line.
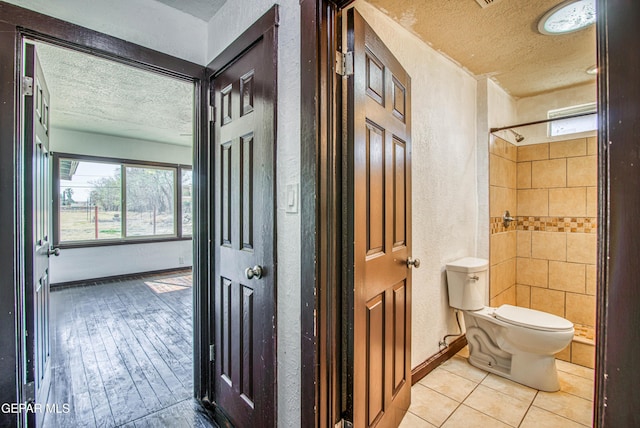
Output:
[559, 370, 595, 401]
[534, 391, 593, 426]
[418, 367, 478, 402]
[456, 346, 470, 358]
[480, 373, 537, 403]
[463, 385, 530, 426]
[520, 406, 586, 428]
[556, 359, 595, 380]
[439, 356, 488, 383]
[441, 404, 511, 428]
[409, 384, 460, 427]
[399, 411, 437, 428]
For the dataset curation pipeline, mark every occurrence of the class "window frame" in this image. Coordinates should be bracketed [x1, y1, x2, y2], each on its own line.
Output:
[53, 153, 193, 248]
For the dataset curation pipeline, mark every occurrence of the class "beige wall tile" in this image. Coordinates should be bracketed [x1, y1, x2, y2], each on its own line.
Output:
[516, 231, 531, 258]
[586, 264, 596, 295]
[490, 186, 517, 217]
[556, 344, 571, 362]
[530, 287, 565, 318]
[549, 188, 587, 217]
[491, 136, 517, 161]
[532, 159, 567, 188]
[549, 261, 586, 293]
[531, 231, 566, 261]
[491, 231, 516, 265]
[550, 138, 587, 158]
[516, 284, 531, 308]
[567, 156, 597, 187]
[566, 293, 596, 326]
[517, 189, 548, 216]
[516, 257, 548, 288]
[518, 143, 549, 161]
[490, 259, 516, 298]
[587, 137, 597, 156]
[567, 233, 597, 264]
[490, 285, 516, 307]
[572, 341, 595, 369]
[490, 154, 517, 188]
[586, 186, 597, 217]
[556, 345, 571, 362]
[517, 162, 531, 189]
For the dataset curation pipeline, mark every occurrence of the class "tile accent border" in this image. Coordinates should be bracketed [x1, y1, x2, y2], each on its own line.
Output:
[490, 216, 597, 235]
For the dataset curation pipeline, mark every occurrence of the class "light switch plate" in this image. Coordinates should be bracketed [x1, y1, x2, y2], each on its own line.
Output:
[286, 183, 299, 213]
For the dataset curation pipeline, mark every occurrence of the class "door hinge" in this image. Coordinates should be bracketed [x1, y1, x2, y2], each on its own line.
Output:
[336, 51, 354, 77]
[210, 106, 216, 124]
[335, 419, 353, 428]
[209, 344, 215, 362]
[22, 76, 33, 96]
[22, 381, 35, 403]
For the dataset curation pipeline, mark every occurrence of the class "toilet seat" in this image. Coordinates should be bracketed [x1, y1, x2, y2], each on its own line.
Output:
[494, 304, 573, 332]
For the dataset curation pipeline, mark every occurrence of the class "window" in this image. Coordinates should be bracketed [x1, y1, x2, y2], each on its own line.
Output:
[548, 102, 597, 137]
[181, 168, 193, 236]
[56, 155, 191, 245]
[124, 165, 176, 237]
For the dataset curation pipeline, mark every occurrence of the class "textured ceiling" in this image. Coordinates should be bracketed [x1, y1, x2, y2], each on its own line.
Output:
[35, 42, 194, 146]
[153, 0, 227, 21]
[366, 0, 597, 98]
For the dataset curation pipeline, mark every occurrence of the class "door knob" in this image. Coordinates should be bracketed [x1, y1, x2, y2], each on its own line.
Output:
[48, 247, 60, 257]
[245, 265, 263, 280]
[406, 257, 421, 268]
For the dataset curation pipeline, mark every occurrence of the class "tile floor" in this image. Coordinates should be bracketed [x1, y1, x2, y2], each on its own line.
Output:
[401, 347, 595, 428]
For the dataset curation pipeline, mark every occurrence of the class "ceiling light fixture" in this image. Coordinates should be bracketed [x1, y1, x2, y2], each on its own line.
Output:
[538, 0, 596, 35]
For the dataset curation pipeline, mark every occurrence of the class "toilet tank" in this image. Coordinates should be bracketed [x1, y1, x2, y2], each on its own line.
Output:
[445, 257, 489, 310]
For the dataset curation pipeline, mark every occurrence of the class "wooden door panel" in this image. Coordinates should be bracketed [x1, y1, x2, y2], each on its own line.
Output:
[366, 121, 386, 257]
[211, 21, 276, 427]
[392, 138, 407, 250]
[349, 8, 412, 428]
[24, 43, 52, 427]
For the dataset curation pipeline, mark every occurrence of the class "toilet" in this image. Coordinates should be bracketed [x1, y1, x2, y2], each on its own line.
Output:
[445, 257, 574, 392]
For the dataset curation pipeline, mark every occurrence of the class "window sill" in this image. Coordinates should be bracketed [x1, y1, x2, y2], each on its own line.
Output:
[57, 236, 192, 250]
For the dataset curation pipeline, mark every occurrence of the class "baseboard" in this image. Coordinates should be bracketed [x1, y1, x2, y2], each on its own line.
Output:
[411, 335, 467, 385]
[50, 266, 192, 290]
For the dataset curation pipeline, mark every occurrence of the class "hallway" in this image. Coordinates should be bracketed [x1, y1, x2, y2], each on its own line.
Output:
[44, 272, 215, 427]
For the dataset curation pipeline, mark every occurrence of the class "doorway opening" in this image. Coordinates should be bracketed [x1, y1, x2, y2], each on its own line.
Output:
[23, 39, 211, 427]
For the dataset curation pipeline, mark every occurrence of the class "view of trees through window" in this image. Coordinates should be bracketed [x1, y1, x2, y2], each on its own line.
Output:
[58, 158, 191, 243]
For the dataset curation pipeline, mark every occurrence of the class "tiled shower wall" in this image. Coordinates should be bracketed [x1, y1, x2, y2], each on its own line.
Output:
[489, 136, 597, 368]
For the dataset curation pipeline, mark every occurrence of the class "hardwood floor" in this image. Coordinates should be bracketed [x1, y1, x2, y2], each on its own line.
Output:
[43, 272, 216, 428]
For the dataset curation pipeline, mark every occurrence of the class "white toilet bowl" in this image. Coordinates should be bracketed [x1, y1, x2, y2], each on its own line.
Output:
[463, 305, 574, 391]
[445, 257, 574, 392]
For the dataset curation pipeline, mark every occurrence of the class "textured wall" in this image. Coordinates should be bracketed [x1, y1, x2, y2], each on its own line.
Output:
[354, 0, 480, 368]
[51, 128, 193, 165]
[207, 2, 302, 426]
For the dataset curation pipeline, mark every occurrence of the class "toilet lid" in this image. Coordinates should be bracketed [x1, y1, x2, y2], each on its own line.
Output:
[495, 305, 574, 332]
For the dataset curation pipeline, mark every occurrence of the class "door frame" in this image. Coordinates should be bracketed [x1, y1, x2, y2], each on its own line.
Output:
[0, 3, 211, 426]
[300, 0, 620, 426]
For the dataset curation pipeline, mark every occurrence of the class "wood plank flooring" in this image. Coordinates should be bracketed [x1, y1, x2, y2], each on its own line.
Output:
[43, 272, 216, 428]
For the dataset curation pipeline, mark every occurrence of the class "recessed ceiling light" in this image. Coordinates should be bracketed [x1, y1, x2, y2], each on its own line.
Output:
[586, 65, 598, 75]
[538, 0, 596, 35]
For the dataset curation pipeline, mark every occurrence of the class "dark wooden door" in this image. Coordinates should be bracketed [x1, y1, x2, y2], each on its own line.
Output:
[211, 28, 277, 428]
[24, 43, 53, 426]
[347, 9, 412, 428]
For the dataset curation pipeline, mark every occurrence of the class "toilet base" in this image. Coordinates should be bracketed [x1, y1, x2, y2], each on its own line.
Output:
[466, 326, 561, 392]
